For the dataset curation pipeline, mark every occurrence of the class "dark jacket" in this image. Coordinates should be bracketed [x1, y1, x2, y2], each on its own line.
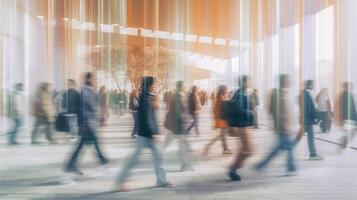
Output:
[78, 85, 99, 140]
[301, 89, 317, 126]
[228, 89, 254, 128]
[340, 90, 357, 121]
[188, 92, 200, 116]
[62, 88, 80, 114]
[137, 92, 159, 138]
[171, 92, 186, 134]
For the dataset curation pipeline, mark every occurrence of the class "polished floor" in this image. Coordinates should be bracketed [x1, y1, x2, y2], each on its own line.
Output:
[1, 105, 357, 200]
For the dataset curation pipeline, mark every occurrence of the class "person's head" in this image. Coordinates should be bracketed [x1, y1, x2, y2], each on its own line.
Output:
[253, 89, 258, 94]
[191, 85, 198, 94]
[238, 75, 250, 90]
[343, 82, 353, 91]
[67, 79, 76, 88]
[217, 85, 228, 97]
[84, 72, 95, 87]
[279, 74, 290, 89]
[39, 82, 50, 93]
[15, 83, 23, 92]
[305, 80, 314, 90]
[141, 76, 157, 94]
[176, 81, 185, 93]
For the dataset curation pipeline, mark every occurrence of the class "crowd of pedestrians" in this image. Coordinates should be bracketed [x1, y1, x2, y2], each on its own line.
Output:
[4, 72, 357, 192]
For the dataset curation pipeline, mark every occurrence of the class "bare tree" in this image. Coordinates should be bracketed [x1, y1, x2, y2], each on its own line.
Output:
[85, 45, 176, 91]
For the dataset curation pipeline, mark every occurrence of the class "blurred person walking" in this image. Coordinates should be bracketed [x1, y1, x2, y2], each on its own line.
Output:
[296, 80, 323, 160]
[116, 77, 173, 192]
[62, 79, 80, 139]
[255, 74, 297, 175]
[337, 82, 357, 150]
[316, 88, 332, 133]
[164, 81, 193, 171]
[129, 89, 139, 138]
[113, 89, 120, 115]
[186, 86, 201, 136]
[251, 89, 260, 129]
[6, 83, 24, 145]
[31, 82, 55, 144]
[118, 90, 126, 116]
[124, 90, 129, 114]
[64, 72, 110, 175]
[203, 85, 233, 155]
[227, 75, 255, 181]
[98, 85, 109, 127]
[210, 91, 216, 106]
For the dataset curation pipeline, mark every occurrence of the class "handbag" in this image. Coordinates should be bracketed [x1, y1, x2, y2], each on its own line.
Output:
[55, 113, 70, 132]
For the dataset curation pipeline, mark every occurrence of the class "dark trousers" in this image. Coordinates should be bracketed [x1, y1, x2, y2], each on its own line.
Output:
[318, 111, 331, 132]
[8, 117, 22, 144]
[66, 132, 108, 168]
[131, 112, 138, 137]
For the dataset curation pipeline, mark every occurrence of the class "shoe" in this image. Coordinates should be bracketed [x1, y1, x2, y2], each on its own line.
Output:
[8, 141, 20, 145]
[156, 182, 174, 188]
[309, 155, 324, 161]
[254, 164, 264, 172]
[286, 170, 298, 176]
[223, 149, 233, 155]
[117, 183, 129, 192]
[228, 171, 241, 181]
[180, 165, 195, 172]
[100, 159, 111, 168]
[65, 166, 84, 176]
[340, 136, 348, 149]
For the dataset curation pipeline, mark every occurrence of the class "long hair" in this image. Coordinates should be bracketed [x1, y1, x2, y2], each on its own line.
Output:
[85, 72, 94, 86]
[216, 85, 227, 100]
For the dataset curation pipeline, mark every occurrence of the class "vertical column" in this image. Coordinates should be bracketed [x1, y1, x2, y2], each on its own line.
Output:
[303, 14, 316, 81]
[240, 0, 250, 75]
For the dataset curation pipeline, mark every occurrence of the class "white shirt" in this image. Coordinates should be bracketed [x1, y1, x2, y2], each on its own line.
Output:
[317, 94, 330, 112]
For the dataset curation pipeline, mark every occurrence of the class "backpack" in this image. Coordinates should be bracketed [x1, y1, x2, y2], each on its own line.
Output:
[224, 90, 254, 128]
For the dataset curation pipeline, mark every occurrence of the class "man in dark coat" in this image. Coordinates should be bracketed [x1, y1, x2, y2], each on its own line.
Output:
[298, 80, 323, 160]
[116, 77, 173, 192]
[64, 73, 110, 175]
[62, 79, 80, 138]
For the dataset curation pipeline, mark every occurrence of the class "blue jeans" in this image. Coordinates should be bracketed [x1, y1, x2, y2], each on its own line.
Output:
[8, 117, 22, 144]
[118, 136, 167, 185]
[305, 125, 317, 157]
[164, 133, 191, 168]
[257, 134, 296, 172]
[186, 114, 199, 135]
